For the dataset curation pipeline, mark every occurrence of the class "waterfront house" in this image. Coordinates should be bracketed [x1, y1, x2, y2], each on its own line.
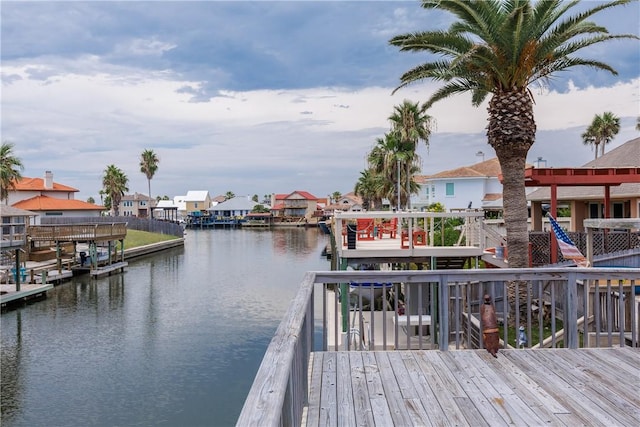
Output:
[324, 192, 364, 213]
[183, 190, 211, 216]
[270, 191, 321, 222]
[118, 192, 155, 218]
[527, 137, 640, 232]
[413, 158, 503, 212]
[207, 196, 260, 220]
[9, 171, 103, 223]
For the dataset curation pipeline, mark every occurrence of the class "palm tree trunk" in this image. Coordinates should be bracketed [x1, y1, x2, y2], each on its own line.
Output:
[148, 179, 152, 219]
[487, 91, 536, 325]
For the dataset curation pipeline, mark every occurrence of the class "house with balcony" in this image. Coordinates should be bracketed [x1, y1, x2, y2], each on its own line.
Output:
[413, 158, 503, 212]
[118, 192, 155, 218]
[8, 171, 103, 222]
[270, 191, 321, 222]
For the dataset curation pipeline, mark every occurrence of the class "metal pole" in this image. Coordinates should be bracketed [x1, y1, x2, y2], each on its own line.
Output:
[15, 248, 21, 292]
[397, 159, 401, 211]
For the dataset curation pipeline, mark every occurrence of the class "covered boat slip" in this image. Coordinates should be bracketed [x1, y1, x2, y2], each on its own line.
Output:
[305, 347, 639, 427]
[28, 223, 128, 275]
[237, 268, 640, 427]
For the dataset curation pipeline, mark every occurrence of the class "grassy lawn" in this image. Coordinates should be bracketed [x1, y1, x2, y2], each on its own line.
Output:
[121, 229, 180, 249]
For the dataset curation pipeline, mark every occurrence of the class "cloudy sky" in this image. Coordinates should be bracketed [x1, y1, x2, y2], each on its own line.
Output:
[2, 1, 639, 202]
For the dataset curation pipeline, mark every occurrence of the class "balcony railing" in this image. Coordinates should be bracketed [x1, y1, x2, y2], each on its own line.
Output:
[237, 267, 640, 427]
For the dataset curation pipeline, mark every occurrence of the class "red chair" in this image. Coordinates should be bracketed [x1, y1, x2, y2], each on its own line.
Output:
[356, 218, 375, 240]
[377, 218, 398, 239]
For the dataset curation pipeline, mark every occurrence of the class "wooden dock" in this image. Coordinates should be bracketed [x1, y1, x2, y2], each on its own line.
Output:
[1, 283, 54, 308]
[305, 347, 640, 426]
[89, 261, 128, 278]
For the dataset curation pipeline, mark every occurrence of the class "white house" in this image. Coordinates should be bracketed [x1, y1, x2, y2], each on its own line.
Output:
[207, 196, 260, 218]
[413, 158, 503, 212]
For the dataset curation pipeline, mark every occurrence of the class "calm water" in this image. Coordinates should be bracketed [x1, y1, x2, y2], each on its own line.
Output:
[1, 228, 330, 427]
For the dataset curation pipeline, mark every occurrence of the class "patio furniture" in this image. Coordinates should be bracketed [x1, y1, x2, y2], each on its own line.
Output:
[377, 218, 398, 239]
[356, 218, 375, 241]
[401, 228, 427, 248]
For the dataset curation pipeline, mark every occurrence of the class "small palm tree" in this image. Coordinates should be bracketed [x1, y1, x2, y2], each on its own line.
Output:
[582, 112, 620, 159]
[368, 133, 417, 209]
[225, 191, 235, 200]
[355, 169, 383, 210]
[102, 165, 129, 216]
[0, 142, 24, 204]
[139, 149, 159, 218]
[388, 100, 435, 210]
[390, 0, 638, 269]
[332, 191, 342, 203]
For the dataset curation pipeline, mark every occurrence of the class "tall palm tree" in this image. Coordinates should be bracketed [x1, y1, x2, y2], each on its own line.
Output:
[102, 165, 129, 216]
[388, 100, 435, 210]
[390, 0, 637, 269]
[0, 142, 24, 204]
[139, 149, 159, 218]
[581, 111, 620, 159]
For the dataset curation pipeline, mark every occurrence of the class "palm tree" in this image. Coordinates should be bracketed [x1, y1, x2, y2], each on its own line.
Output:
[388, 100, 435, 210]
[390, 0, 637, 270]
[0, 142, 24, 205]
[331, 191, 342, 203]
[354, 169, 383, 210]
[102, 165, 129, 216]
[368, 133, 417, 209]
[581, 111, 620, 159]
[225, 191, 235, 200]
[139, 149, 159, 218]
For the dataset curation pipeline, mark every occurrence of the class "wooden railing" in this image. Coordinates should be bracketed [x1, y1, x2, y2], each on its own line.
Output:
[237, 267, 640, 426]
[29, 223, 127, 242]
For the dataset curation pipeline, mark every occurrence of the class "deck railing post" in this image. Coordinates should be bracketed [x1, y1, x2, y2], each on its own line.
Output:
[438, 274, 449, 351]
[565, 272, 578, 349]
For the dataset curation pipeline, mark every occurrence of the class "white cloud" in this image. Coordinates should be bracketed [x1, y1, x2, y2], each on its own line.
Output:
[2, 0, 638, 200]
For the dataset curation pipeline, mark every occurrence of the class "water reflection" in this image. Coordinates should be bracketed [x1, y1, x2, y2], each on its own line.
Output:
[1, 227, 329, 426]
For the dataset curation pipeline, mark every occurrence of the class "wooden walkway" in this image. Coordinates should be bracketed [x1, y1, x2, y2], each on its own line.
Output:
[305, 347, 639, 426]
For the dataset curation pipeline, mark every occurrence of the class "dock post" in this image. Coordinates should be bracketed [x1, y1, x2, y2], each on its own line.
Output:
[14, 248, 21, 292]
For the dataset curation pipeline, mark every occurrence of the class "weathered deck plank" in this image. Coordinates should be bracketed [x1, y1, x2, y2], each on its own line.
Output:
[305, 348, 640, 427]
[319, 352, 337, 426]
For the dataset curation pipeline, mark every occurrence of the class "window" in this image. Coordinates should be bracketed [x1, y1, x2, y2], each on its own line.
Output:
[445, 183, 454, 196]
[613, 202, 623, 218]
